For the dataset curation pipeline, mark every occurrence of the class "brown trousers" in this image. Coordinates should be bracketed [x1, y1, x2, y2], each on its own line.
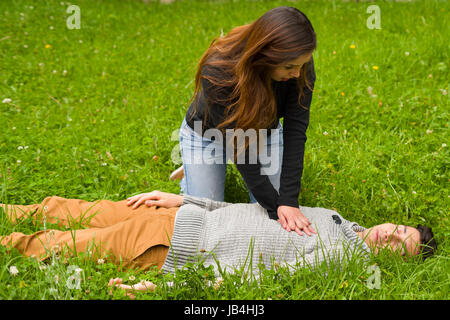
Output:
[0, 196, 179, 271]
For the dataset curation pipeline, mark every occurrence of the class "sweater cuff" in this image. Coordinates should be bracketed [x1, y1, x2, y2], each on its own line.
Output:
[267, 209, 278, 220]
[182, 194, 209, 208]
[182, 194, 234, 211]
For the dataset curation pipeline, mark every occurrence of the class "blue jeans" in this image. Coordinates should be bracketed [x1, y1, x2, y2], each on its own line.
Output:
[179, 117, 284, 203]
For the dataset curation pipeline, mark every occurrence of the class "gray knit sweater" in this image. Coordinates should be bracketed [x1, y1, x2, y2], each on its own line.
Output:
[162, 195, 371, 276]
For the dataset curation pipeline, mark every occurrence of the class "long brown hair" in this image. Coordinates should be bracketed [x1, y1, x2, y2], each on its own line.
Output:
[188, 6, 316, 158]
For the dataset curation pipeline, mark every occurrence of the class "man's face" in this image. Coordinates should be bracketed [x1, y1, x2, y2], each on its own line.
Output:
[270, 52, 313, 82]
[362, 223, 421, 257]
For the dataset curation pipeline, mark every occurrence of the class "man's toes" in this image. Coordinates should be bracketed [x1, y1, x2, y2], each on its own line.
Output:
[108, 277, 123, 286]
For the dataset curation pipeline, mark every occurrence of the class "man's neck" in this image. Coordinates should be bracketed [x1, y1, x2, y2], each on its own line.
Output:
[356, 229, 373, 249]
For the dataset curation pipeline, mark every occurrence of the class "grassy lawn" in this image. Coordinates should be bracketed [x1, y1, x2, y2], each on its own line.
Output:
[0, 0, 448, 300]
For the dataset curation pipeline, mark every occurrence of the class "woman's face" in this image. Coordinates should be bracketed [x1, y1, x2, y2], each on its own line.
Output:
[360, 223, 421, 257]
[270, 52, 313, 82]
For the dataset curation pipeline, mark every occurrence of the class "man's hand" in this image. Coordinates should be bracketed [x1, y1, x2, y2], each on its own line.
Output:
[277, 205, 316, 236]
[126, 191, 183, 209]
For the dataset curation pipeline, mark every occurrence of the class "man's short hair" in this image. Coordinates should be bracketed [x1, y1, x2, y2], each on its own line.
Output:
[416, 224, 437, 261]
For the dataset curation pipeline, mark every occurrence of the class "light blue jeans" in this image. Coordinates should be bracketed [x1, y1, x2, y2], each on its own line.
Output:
[179, 117, 284, 202]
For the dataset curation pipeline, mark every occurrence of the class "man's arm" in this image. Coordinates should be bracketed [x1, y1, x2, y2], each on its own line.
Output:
[182, 194, 234, 211]
[127, 191, 183, 209]
[127, 191, 234, 211]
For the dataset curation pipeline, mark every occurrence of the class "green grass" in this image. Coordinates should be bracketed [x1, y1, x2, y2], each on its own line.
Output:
[0, 0, 448, 300]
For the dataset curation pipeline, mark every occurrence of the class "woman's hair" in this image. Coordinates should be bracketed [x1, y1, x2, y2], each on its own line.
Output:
[416, 225, 437, 261]
[187, 6, 316, 157]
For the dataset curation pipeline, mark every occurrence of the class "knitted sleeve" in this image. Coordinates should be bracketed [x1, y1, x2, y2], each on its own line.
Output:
[182, 194, 234, 211]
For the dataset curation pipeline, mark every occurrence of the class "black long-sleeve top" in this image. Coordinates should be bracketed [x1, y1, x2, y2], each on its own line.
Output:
[185, 58, 315, 220]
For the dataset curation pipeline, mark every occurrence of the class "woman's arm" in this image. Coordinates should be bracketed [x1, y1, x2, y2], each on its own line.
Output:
[273, 58, 316, 236]
[235, 161, 279, 219]
[277, 56, 315, 208]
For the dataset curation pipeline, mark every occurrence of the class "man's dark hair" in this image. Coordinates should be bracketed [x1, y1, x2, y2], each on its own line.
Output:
[416, 225, 437, 261]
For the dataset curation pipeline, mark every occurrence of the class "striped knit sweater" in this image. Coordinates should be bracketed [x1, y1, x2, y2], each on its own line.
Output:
[162, 195, 371, 275]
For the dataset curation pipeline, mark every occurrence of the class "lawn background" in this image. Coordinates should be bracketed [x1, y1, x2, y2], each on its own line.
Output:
[0, 0, 448, 300]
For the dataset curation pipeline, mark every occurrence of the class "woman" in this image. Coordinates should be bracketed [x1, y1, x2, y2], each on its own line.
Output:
[177, 6, 317, 236]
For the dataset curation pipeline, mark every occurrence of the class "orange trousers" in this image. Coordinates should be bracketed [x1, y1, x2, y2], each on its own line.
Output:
[0, 196, 179, 271]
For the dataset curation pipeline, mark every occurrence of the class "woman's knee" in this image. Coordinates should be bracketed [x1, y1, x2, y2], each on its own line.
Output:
[183, 167, 226, 200]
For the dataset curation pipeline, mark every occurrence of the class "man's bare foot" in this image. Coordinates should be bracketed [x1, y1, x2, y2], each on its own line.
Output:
[169, 166, 184, 181]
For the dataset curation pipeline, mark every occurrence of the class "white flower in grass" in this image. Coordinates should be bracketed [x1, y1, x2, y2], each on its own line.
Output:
[128, 275, 135, 281]
[412, 191, 417, 195]
[9, 265, 19, 276]
[18, 146, 23, 150]
[97, 258, 105, 265]
[442, 143, 447, 148]
[2, 98, 12, 104]
[404, 52, 410, 56]
[426, 129, 433, 135]
[323, 131, 329, 136]
[367, 86, 377, 98]
[213, 277, 224, 290]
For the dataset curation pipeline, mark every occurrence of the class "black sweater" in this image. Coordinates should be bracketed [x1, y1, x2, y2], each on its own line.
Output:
[185, 58, 315, 220]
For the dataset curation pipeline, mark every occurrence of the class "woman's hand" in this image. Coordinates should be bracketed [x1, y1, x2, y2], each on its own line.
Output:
[126, 191, 183, 209]
[277, 205, 316, 236]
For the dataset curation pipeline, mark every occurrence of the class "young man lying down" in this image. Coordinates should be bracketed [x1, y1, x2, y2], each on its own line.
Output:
[1, 190, 436, 294]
